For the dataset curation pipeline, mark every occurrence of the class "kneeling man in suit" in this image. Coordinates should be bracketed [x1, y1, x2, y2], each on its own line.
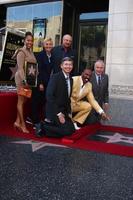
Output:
[43, 57, 75, 137]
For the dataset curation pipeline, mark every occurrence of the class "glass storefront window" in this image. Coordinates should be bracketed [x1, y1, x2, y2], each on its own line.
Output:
[79, 24, 107, 72]
[78, 12, 108, 72]
[6, 1, 63, 52]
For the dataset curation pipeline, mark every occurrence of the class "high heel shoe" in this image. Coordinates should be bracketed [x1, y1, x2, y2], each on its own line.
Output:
[21, 126, 29, 134]
[13, 122, 22, 131]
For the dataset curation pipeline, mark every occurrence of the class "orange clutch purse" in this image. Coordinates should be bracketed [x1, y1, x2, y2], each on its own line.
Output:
[17, 87, 32, 98]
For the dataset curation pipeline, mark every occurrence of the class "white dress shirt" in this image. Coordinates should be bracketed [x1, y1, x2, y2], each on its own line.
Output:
[63, 71, 71, 97]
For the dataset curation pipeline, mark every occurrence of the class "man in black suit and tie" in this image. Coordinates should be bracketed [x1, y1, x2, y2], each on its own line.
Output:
[85, 60, 109, 124]
[43, 57, 75, 137]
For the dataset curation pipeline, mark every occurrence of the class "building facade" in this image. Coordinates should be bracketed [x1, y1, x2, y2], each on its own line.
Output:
[106, 0, 133, 128]
[0, 0, 133, 128]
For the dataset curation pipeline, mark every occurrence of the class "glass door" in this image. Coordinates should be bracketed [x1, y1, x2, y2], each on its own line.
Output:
[78, 22, 107, 73]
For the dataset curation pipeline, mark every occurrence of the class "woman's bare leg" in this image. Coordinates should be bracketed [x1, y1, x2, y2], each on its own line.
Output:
[16, 95, 29, 133]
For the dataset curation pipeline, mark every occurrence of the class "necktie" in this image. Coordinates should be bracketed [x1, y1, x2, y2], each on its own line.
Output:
[66, 76, 70, 96]
[98, 76, 101, 86]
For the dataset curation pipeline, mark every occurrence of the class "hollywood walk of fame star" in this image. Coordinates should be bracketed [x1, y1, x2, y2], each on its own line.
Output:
[98, 132, 133, 144]
[11, 140, 68, 152]
[9, 64, 18, 80]
[28, 65, 36, 76]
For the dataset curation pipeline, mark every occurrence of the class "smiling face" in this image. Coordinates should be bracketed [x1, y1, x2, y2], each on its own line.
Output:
[60, 58, 73, 75]
[24, 35, 33, 49]
[81, 69, 92, 84]
[43, 39, 53, 53]
[95, 61, 105, 76]
[62, 34, 72, 49]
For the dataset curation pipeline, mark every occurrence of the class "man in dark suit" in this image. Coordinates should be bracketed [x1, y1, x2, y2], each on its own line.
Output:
[43, 57, 75, 137]
[52, 34, 77, 74]
[85, 60, 109, 124]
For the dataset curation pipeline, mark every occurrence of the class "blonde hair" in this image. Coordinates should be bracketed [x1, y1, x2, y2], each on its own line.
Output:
[43, 37, 53, 44]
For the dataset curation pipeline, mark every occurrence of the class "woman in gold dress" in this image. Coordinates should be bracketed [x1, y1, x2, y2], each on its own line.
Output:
[14, 31, 37, 133]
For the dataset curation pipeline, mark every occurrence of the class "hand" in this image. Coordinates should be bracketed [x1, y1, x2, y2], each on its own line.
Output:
[22, 79, 29, 89]
[101, 112, 111, 121]
[23, 83, 30, 89]
[103, 103, 109, 112]
[58, 113, 65, 124]
[39, 84, 44, 91]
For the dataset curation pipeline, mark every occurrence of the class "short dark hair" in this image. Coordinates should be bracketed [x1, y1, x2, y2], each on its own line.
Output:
[61, 57, 73, 64]
[82, 67, 92, 73]
[24, 31, 33, 39]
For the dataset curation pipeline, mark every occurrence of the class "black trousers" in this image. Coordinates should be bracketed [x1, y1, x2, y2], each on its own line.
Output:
[31, 87, 46, 124]
[84, 109, 101, 125]
[42, 117, 75, 138]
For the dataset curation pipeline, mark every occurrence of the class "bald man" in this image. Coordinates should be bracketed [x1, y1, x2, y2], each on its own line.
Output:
[52, 34, 77, 74]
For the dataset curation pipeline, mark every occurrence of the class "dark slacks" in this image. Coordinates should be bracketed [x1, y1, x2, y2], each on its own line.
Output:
[31, 87, 46, 124]
[42, 117, 75, 138]
[84, 109, 101, 125]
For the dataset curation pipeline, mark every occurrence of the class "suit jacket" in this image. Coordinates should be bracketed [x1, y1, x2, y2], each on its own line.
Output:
[36, 50, 53, 87]
[46, 71, 73, 121]
[52, 45, 76, 74]
[71, 76, 102, 113]
[90, 72, 109, 107]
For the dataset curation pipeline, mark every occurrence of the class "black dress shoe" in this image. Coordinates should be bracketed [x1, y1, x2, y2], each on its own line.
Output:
[35, 130, 44, 138]
[34, 122, 45, 138]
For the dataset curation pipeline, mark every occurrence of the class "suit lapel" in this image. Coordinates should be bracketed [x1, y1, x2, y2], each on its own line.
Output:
[71, 76, 81, 101]
[60, 71, 67, 89]
[76, 77, 82, 99]
[61, 71, 72, 97]
[70, 77, 73, 96]
[93, 73, 98, 86]
[93, 73, 105, 91]
[98, 74, 105, 91]
[79, 82, 90, 100]
[92, 73, 99, 92]
[74, 76, 88, 100]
